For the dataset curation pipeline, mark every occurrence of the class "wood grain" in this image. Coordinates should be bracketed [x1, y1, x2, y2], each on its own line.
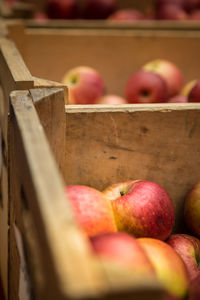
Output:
[65, 103, 200, 233]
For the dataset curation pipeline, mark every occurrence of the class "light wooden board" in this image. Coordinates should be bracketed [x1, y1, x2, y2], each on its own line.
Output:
[65, 103, 200, 233]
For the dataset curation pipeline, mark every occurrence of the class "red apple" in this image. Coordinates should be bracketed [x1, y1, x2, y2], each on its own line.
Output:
[46, 0, 78, 19]
[103, 180, 175, 240]
[143, 59, 184, 97]
[167, 234, 200, 281]
[95, 94, 127, 105]
[83, 0, 116, 19]
[65, 185, 117, 237]
[156, 3, 188, 20]
[107, 9, 144, 21]
[188, 81, 200, 102]
[138, 238, 190, 299]
[34, 11, 49, 21]
[62, 66, 105, 104]
[190, 9, 200, 19]
[184, 181, 200, 238]
[184, 0, 200, 12]
[188, 274, 200, 300]
[167, 95, 188, 103]
[90, 232, 157, 278]
[125, 70, 168, 104]
[156, 0, 186, 9]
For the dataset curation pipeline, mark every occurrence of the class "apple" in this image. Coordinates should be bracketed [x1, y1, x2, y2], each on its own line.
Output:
[167, 234, 200, 281]
[184, 181, 200, 238]
[167, 95, 188, 103]
[190, 9, 200, 19]
[181, 79, 198, 97]
[107, 9, 144, 21]
[156, 3, 188, 20]
[95, 94, 127, 105]
[46, 0, 78, 19]
[156, 0, 186, 8]
[188, 81, 200, 102]
[90, 232, 157, 278]
[65, 185, 117, 237]
[103, 180, 175, 240]
[184, 0, 200, 12]
[62, 66, 105, 104]
[34, 11, 49, 21]
[83, 0, 116, 19]
[125, 70, 168, 104]
[143, 59, 184, 97]
[188, 274, 200, 300]
[138, 238, 190, 298]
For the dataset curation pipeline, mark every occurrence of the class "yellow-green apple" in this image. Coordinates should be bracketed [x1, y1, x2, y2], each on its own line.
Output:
[83, 0, 116, 19]
[138, 238, 190, 298]
[47, 0, 79, 19]
[181, 80, 197, 97]
[143, 59, 184, 97]
[108, 9, 144, 21]
[125, 70, 168, 104]
[90, 232, 156, 278]
[95, 94, 127, 105]
[166, 234, 200, 281]
[103, 180, 175, 240]
[65, 185, 117, 236]
[188, 274, 200, 300]
[167, 95, 188, 103]
[62, 66, 105, 104]
[188, 81, 200, 102]
[184, 181, 200, 238]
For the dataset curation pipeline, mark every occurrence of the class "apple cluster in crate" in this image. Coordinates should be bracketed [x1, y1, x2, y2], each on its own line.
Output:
[61, 59, 200, 105]
[7, 0, 200, 22]
[65, 180, 200, 300]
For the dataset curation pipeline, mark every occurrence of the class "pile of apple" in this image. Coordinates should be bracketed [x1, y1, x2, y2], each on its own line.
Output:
[65, 179, 200, 299]
[61, 60, 200, 104]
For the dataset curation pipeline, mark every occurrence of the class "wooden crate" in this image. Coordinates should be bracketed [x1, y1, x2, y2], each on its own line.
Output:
[1, 22, 200, 299]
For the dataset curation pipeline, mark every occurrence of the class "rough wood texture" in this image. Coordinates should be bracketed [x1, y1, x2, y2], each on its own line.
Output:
[22, 28, 200, 96]
[0, 36, 33, 299]
[9, 90, 106, 300]
[30, 88, 66, 179]
[65, 103, 200, 233]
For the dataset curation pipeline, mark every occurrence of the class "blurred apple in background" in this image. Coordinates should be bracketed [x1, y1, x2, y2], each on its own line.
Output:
[167, 95, 188, 103]
[103, 180, 175, 240]
[156, 3, 188, 20]
[190, 9, 200, 19]
[125, 70, 168, 103]
[108, 9, 144, 21]
[95, 94, 127, 105]
[143, 59, 184, 97]
[90, 232, 156, 278]
[83, 0, 116, 19]
[181, 79, 197, 97]
[65, 185, 117, 237]
[184, 0, 200, 12]
[62, 66, 105, 104]
[167, 234, 200, 281]
[34, 11, 49, 21]
[138, 238, 190, 299]
[184, 181, 200, 238]
[46, 0, 79, 19]
[188, 80, 200, 102]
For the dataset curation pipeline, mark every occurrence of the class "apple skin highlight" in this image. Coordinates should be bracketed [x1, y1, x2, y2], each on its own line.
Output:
[65, 185, 117, 237]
